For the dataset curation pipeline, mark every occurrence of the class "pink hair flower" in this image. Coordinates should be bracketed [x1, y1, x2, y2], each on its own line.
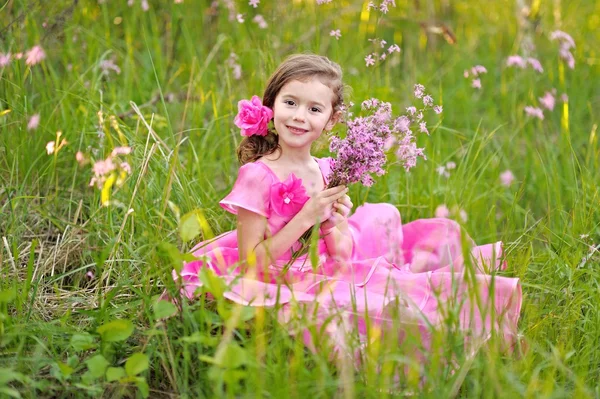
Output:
[234, 95, 273, 137]
[270, 173, 309, 217]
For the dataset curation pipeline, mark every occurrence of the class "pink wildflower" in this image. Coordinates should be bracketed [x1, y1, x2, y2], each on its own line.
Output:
[387, 44, 401, 54]
[227, 53, 242, 80]
[471, 65, 487, 75]
[506, 55, 526, 68]
[446, 161, 456, 170]
[419, 121, 429, 134]
[383, 136, 396, 151]
[550, 30, 575, 50]
[463, 70, 469, 78]
[561, 93, 568, 102]
[111, 146, 132, 156]
[406, 106, 417, 115]
[236, 13, 245, 23]
[330, 29, 342, 40]
[559, 47, 575, 69]
[435, 205, 450, 218]
[25, 45, 46, 66]
[14, 53, 23, 60]
[433, 105, 443, 114]
[141, 0, 149, 11]
[27, 114, 40, 130]
[500, 170, 515, 187]
[76, 151, 86, 166]
[0, 53, 10, 67]
[120, 162, 132, 174]
[526, 57, 544, 73]
[365, 54, 376, 67]
[253, 14, 268, 29]
[413, 84, 425, 98]
[99, 59, 121, 75]
[459, 209, 468, 223]
[472, 78, 481, 89]
[524, 106, 544, 120]
[86, 271, 95, 279]
[93, 158, 116, 176]
[249, 0, 259, 7]
[538, 91, 555, 111]
[422, 95, 433, 107]
[436, 166, 449, 178]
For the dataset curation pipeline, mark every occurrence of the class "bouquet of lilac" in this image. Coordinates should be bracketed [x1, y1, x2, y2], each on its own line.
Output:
[327, 84, 442, 188]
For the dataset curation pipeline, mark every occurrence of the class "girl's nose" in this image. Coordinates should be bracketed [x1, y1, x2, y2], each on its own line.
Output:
[293, 108, 306, 122]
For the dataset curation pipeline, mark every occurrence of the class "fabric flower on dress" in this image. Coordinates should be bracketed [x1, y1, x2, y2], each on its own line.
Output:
[234, 95, 273, 137]
[270, 173, 309, 217]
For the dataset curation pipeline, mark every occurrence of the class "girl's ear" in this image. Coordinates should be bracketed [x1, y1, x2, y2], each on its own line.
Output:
[325, 110, 342, 131]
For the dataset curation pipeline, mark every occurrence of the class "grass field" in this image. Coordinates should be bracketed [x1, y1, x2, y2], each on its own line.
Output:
[1, 0, 600, 397]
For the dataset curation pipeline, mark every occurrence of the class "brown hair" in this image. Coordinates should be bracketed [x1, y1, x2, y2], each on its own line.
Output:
[237, 54, 345, 165]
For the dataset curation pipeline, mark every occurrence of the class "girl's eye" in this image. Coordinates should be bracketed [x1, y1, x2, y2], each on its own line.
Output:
[284, 100, 295, 106]
[310, 107, 322, 113]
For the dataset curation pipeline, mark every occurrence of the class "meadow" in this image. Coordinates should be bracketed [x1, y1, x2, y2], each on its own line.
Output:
[1, 0, 600, 397]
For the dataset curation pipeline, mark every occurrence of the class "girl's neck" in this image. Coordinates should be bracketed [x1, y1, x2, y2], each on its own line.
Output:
[273, 146, 315, 166]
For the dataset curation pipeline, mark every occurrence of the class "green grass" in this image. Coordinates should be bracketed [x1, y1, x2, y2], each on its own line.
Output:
[1, 0, 600, 397]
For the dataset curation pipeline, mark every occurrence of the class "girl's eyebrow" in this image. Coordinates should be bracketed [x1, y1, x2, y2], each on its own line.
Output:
[280, 93, 327, 108]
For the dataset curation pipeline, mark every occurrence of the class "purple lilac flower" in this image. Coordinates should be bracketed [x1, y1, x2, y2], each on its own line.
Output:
[328, 84, 441, 186]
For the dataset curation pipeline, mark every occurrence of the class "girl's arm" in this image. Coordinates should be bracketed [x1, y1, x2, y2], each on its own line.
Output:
[237, 208, 313, 268]
[322, 219, 353, 261]
[237, 185, 349, 268]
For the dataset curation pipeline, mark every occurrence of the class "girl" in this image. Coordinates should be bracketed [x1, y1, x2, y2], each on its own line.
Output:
[176, 54, 522, 355]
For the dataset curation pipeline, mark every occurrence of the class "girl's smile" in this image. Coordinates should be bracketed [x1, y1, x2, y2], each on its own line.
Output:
[273, 78, 338, 151]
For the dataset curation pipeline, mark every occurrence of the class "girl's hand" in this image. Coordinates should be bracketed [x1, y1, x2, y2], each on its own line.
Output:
[320, 194, 353, 233]
[298, 185, 348, 226]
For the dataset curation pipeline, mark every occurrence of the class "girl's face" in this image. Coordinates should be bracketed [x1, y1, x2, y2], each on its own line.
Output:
[272, 78, 338, 152]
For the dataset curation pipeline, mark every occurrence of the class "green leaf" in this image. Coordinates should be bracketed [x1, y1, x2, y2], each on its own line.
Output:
[213, 342, 247, 369]
[179, 210, 213, 242]
[97, 319, 134, 342]
[153, 299, 177, 320]
[135, 377, 150, 398]
[106, 367, 126, 382]
[0, 387, 21, 399]
[85, 354, 110, 379]
[56, 362, 74, 377]
[0, 368, 25, 385]
[199, 267, 225, 299]
[0, 287, 16, 303]
[167, 201, 181, 222]
[70, 333, 96, 351]
[125, 353, 149, 377]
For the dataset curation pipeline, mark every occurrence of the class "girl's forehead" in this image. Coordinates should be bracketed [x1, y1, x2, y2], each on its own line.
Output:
[278, 78, 335, 104]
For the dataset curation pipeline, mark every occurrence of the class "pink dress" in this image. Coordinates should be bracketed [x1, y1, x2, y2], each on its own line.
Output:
[177, 157, 522, 352]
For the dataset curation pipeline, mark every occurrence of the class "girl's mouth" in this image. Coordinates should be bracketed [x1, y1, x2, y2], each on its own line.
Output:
[287, 125, 309, 135]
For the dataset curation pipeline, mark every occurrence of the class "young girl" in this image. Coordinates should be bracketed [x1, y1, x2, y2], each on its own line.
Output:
[176, 54, 522, 354]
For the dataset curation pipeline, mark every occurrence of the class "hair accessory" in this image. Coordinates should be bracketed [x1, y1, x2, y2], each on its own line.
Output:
[234, 95, 274, 137]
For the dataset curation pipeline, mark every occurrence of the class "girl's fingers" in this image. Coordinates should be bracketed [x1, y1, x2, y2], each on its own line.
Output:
[323, 186, 348, 200]
[334, 203, 351, 217]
